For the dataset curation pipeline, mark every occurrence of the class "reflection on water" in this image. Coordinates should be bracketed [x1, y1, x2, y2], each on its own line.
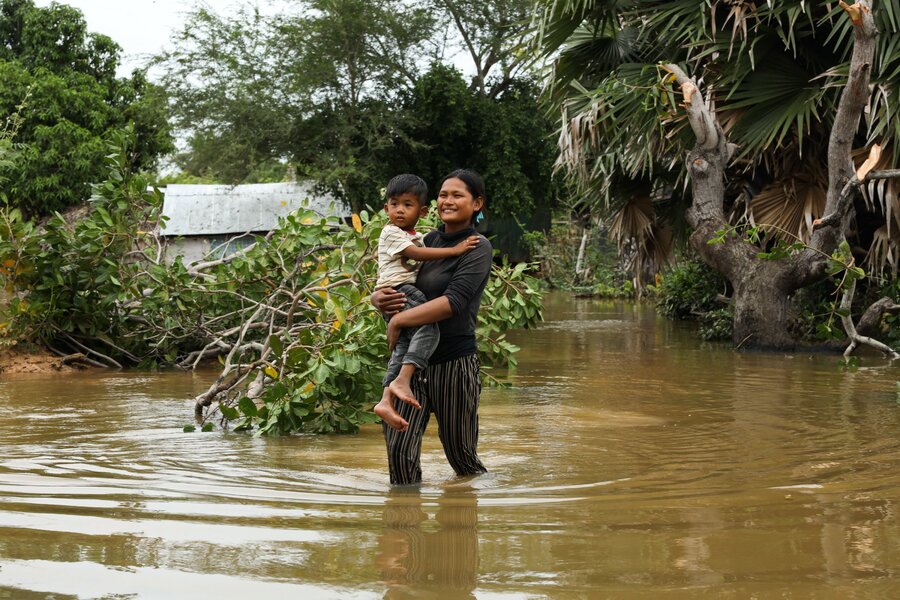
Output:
[377, 488, 479, 599]
[0, 293, 899, 598]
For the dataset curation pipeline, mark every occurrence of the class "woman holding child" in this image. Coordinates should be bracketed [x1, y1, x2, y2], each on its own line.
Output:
[371, 169, 492, 486]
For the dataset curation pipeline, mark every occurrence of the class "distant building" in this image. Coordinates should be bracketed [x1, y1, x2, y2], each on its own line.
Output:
[159, 182, 348, 265]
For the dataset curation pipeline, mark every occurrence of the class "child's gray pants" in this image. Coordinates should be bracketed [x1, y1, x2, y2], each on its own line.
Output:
[382, 283, 440, 387]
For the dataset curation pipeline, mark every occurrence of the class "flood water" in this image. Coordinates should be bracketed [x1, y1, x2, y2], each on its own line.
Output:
[1, 293, 900, 599]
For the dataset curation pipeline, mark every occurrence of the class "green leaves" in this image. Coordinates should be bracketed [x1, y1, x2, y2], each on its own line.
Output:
[0, 130, 163, 358]
[477, 258, 543, 374]
[238, 397, 258, 418]
[0, 2, 172, 218]
[657, 259, 729, 321]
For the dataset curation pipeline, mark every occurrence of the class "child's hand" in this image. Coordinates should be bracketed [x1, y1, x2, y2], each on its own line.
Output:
[387, 319, 401, 351]
[451, 235, 480, 256]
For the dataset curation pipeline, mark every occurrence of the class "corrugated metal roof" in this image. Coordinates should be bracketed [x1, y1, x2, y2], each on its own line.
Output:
[160, 182, 348, 236]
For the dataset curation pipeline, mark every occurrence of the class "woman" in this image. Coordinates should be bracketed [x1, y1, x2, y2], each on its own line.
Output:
[372, 169, 492, 485]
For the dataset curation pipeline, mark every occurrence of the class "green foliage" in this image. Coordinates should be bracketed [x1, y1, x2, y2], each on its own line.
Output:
[0, 0, 173, 217]
[523, 217, 632, 295]
[657, 259, 728, 321]
[656, 257, 733, 340]
[698, 308, 734, 342]
[708, 224, 807, 262]
[477, 259, 543, 373]
[433, 0, 534, 97]
[0, 134, 544, 435]
[790, 279, 845, 342]
[387, 65, 559, 219]
[156, 0, 433, 211]
[0, 129, 161, 355]
[840, 356, 860, 371]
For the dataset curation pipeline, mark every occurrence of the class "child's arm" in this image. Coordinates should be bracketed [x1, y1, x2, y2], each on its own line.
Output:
[400, 236, 479, 261]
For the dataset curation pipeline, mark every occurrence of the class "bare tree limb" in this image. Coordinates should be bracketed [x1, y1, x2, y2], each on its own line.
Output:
[661, 63, 755, 282]
[47, 346, 107, 369]
[661, 64, 720, 150]
[838, 279, 900, 359]
[812, 0, 878, 251]
[60, 333, 123, 368]
[187, 230, 270, 276]
[866, 169, 900, 180]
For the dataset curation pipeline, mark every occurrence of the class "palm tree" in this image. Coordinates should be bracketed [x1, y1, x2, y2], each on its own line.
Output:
[534, 0, 900, 350]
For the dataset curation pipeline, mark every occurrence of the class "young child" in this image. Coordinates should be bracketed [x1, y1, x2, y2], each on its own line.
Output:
[373, 174, 478, 432]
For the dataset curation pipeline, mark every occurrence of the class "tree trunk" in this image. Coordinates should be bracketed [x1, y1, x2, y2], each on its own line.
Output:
[574, 225, 590, 280]
[731, 267, 795, 350]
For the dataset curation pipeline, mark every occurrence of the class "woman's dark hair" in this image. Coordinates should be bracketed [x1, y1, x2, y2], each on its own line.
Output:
[441, 169, 486, 223]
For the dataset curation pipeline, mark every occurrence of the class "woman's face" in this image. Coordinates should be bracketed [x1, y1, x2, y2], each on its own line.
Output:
[437, 178, 483, 233]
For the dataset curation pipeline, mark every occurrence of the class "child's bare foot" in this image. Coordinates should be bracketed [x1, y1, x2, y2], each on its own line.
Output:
[388, 378, 419, 409]
[375, 398, 408, 432]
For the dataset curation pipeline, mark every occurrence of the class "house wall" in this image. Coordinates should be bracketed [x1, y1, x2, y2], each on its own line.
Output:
[164, 234, 257, 266]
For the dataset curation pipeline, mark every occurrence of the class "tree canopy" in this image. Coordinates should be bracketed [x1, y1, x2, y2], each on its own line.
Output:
[157, 0, 557, 216]
[533, 1, 900, 351]
[534, 0, 900, 276]
[0, 0, 173, 217]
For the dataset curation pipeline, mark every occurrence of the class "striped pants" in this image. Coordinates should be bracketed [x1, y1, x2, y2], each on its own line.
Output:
[383, 354, 487, 485]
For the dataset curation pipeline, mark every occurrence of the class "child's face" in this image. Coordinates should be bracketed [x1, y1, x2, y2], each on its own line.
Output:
[384, 193, 428, 230]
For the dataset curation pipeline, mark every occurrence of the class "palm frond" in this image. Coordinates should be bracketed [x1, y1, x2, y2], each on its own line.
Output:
[552, 25, 640, 90]
[854, 145, 900, 233]
[720, 50, 828, 159]
[865, 224, 900, 277]
[608, 193, 674, 289]
[747, 166, 826, 243]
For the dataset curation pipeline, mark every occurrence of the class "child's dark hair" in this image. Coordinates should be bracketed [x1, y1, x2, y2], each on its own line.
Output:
[441, 169, 486, 222]
[386, 174, 428, 206]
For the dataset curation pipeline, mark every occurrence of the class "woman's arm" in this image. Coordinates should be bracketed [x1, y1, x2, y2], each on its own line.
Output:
[387, 296, 453, 350]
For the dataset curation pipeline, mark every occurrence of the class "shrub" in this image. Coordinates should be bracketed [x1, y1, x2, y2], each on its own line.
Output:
[657, 259, 729, 320]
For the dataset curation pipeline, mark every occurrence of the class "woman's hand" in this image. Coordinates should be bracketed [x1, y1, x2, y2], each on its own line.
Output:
[371, 287, 406, 316]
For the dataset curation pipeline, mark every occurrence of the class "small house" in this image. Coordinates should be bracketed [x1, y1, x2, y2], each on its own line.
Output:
[159, 182, 348, 265]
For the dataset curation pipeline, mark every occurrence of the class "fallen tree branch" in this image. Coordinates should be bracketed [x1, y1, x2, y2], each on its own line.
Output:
[838, 279, 900, 359]
[60, 333, 123, 368]
[47, 346, 107, 369]
[186, 230, 278, 276]
[866, 169, 900, 180]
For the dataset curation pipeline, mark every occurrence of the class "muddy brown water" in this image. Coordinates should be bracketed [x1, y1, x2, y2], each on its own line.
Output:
[1, 293, 899, 599]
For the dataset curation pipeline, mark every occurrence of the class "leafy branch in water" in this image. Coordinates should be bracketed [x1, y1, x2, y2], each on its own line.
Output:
[0, 132, 544, 433]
